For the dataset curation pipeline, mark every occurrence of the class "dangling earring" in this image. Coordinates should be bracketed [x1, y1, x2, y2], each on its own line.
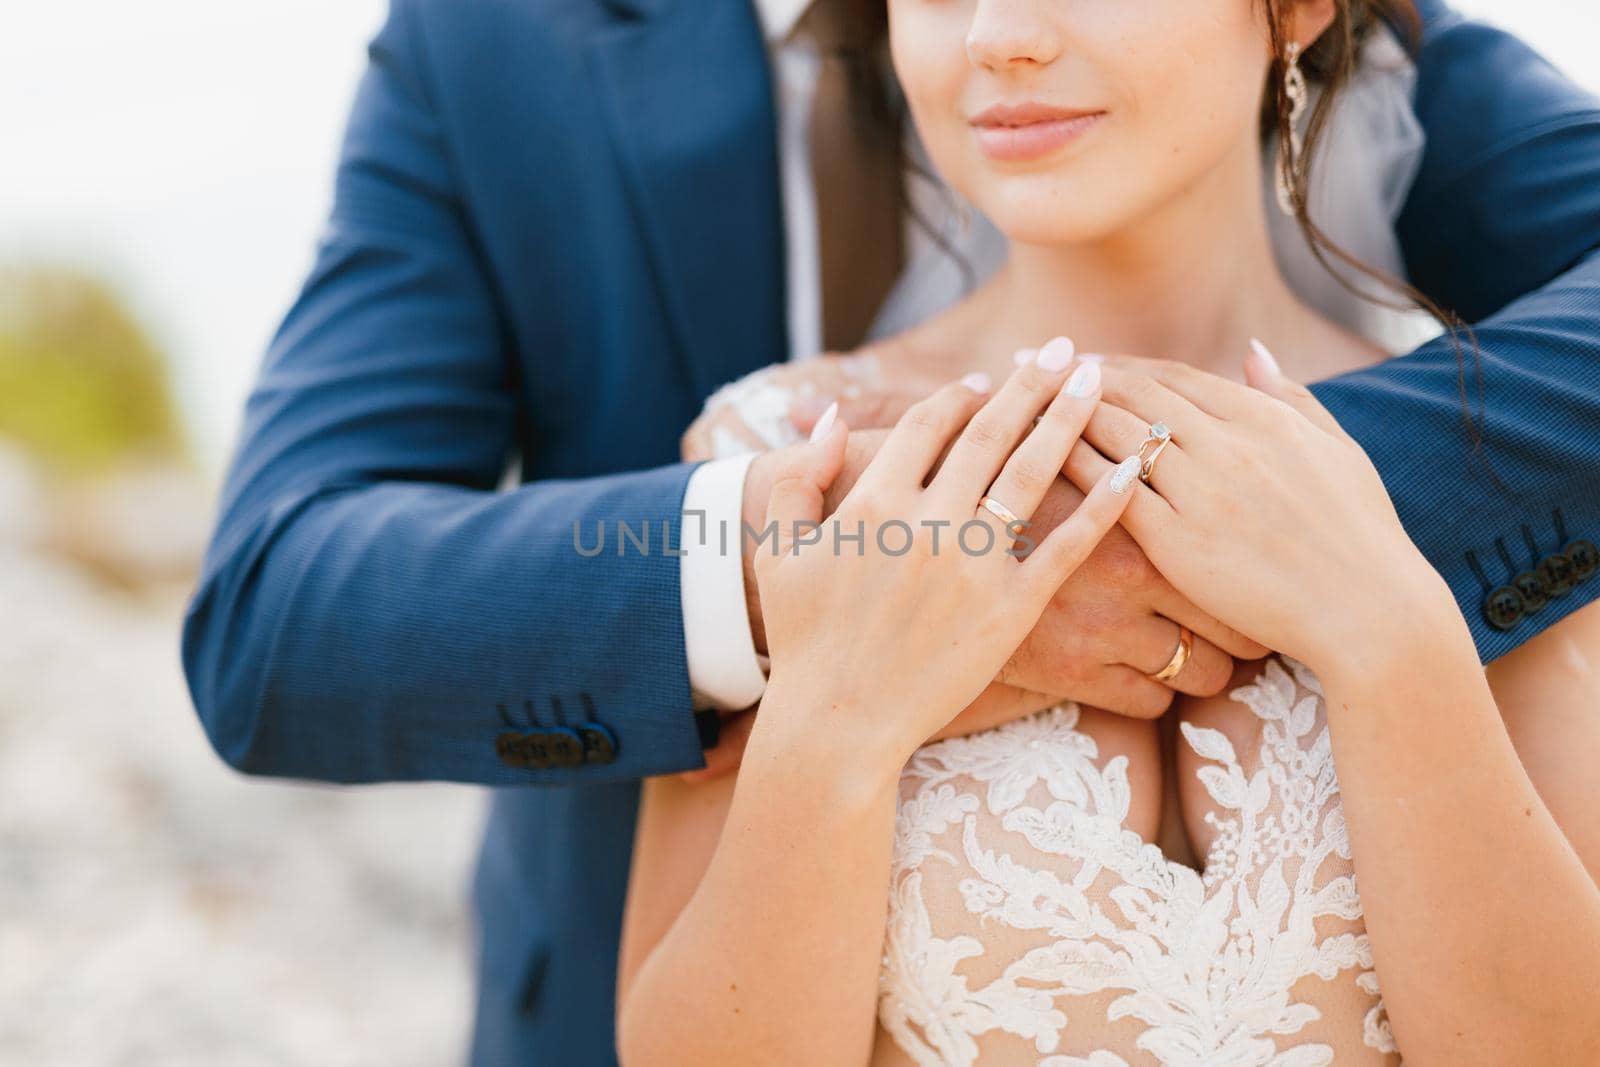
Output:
[1274, 40, 1307, 217]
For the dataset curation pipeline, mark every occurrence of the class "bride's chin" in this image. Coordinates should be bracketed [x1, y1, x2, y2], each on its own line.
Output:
[967, 175, 1133, 249]
[986, 202, 1126, 250]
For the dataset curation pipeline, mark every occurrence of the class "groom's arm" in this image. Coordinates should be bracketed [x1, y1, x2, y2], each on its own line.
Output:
[1311, 1, 1600, 663]
[181, 1, 710, 785]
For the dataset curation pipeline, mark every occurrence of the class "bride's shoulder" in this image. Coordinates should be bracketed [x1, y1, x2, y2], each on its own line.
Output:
[1296, 310, 1396, 381]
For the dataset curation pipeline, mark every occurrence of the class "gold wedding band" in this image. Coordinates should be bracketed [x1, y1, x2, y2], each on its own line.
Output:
[978, 495, 1024, 530]
[1150, 625, 1193, 682]
[1138, 421, 1173, 483]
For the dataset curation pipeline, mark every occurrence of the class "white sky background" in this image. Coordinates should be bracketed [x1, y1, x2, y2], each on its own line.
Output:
[1, 1, 1596, 465]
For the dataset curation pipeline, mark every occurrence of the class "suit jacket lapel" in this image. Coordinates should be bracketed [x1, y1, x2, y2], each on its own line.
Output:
[589, 0, 789, 401]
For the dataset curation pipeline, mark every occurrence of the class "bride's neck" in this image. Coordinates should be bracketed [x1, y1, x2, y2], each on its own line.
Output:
[955, 140, 1307, 379]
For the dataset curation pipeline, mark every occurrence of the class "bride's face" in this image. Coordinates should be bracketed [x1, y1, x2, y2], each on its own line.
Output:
[888, 0, 1283, 246]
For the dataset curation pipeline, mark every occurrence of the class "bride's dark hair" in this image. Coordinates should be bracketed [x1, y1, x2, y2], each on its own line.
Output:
[1265, 1, 1440, 325]
[1260, 0, 1480, 459]
[844, 0, 1484, 453]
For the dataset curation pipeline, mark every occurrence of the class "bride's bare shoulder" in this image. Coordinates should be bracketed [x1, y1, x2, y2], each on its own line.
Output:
[1296, 311, 1392, 380]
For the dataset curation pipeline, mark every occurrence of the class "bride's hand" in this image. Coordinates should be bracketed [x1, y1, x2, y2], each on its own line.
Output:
[1061, 344, 1453, 674]
[755, 357, 1138, 766]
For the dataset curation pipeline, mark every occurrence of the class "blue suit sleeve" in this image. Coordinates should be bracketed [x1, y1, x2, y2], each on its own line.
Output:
[181, 1, 708, 784]
[1311, 3, 1600, 663]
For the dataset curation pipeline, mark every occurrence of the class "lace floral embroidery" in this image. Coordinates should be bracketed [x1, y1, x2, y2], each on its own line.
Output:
[878, 656, 1398, 1066]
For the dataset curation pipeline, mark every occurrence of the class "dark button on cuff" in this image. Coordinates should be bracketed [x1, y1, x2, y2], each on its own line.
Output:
[1512, 571, 1548, 614]
[1538, 552, 1576, 598]
[496, 730, 556, 769]
[579, 724, 619, 765]
[1565, 539, 1598, 582]
[1482, 585, 1524, 631]
[544, 727, 586, 768]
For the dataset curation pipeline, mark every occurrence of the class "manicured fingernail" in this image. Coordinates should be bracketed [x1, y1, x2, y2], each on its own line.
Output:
[1035, 336, 1076, 372]
[1249, 337, 1280, 374]
[960, 371, 992, 395]
[1013, 347, 1037, 368]
[1065, 360, 1100, 398]
[809, 400, 838, 443]
[1076, 352, 1105, 363]
[1109, 455, 1141, 494]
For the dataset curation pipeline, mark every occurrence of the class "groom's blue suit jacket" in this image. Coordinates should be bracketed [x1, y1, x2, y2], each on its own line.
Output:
[182, 0, 1600, 1062]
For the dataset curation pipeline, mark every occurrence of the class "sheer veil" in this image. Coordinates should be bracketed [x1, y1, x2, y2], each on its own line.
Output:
[1262, 23, 1436, 353]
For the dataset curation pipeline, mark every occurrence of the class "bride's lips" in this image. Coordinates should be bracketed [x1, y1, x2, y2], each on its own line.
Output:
[970, 102, 1106, 163]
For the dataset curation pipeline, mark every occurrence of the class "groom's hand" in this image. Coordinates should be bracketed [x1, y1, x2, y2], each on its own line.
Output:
[741, 431, 1268, 727]
[993, 476, 1268, 717]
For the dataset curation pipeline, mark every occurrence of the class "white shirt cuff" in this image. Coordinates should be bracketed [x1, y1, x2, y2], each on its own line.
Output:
[681, 454, 769, 710]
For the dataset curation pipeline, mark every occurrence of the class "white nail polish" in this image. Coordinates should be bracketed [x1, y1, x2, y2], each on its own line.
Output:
[1109, 455, 1141, 494]
[1036, 336, 1076, 372]
[810, 401, 838, 443]
[1065, 360, 1100, 398]
[1076, 352, 1105, 363]
[1249, 337, 1281, 375]
[1013, 347, 1037, 368]
[960, 371, 992, 395]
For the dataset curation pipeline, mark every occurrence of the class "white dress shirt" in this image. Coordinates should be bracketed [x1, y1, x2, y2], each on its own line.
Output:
[679, 0, 1428, 711]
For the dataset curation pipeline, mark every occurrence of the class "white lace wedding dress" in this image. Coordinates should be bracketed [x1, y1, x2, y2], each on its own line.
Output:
[871, 656, 1399, 1067]
[699, 381, 1407, 1064]
[699, 378, 1406, 1063]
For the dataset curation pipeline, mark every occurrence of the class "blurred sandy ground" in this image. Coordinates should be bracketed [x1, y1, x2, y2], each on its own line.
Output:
[0, 448, 483, 1066]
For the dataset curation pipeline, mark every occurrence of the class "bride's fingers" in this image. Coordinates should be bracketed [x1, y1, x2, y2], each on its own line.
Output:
[1149, 583, 1271, 661]
[1080, 402, 1196, 505]
[932, 344, 1075, 502]
[1018, 455, 1140, 598]
[1243, 339, 1353, 441]
[1061, 438, 1175, 547]
[760, 407, 848, 573]
[858, 378, 991, 494]
[975, 359, 1103, 544]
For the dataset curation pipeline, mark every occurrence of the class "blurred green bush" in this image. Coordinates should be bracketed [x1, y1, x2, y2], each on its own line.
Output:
[0, 267, 187, 474]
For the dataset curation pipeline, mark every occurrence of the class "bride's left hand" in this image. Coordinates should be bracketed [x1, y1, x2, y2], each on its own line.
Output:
[1060, 344, 1455, 673]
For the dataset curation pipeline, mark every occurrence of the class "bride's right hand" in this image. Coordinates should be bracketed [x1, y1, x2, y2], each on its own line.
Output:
[754, 356, 1140, 766]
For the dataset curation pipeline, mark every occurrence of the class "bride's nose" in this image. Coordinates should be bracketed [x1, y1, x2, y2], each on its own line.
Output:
[966, 0, 1064, 71]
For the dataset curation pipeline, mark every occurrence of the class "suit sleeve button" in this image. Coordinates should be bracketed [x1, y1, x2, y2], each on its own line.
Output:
[1565, 538, 1597, 582]
[1512, 571, 1548, 613]
[496, 731, 556, 769]
[579, 724, 619, 765]
[1538, 553, 1576, 597]
[1483, 585, 1525, 631]
[546, 728, 586, 768]
[495, 732, 530, 768]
